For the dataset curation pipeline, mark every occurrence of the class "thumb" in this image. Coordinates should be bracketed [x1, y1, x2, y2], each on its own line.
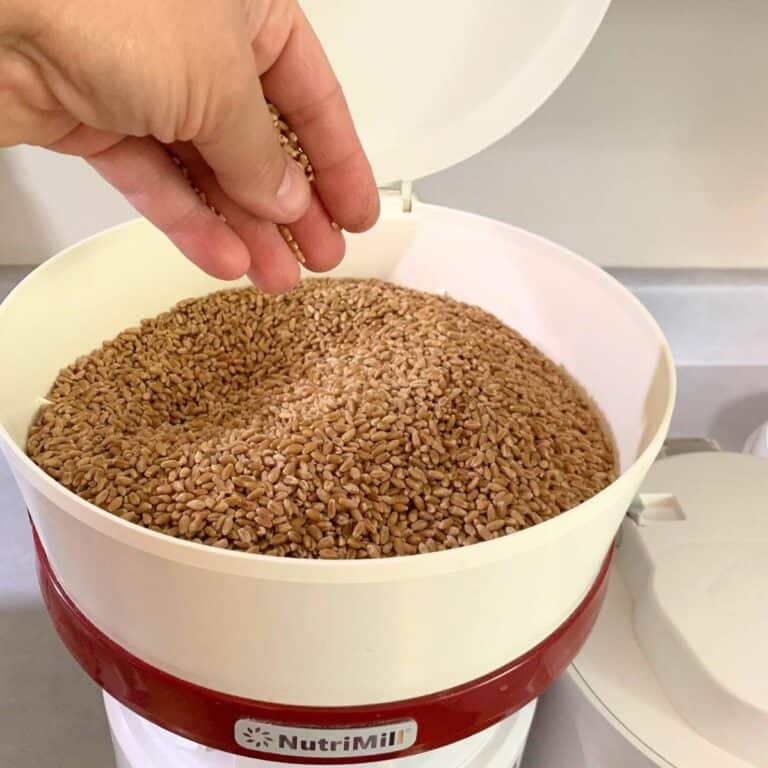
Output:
[195, 64, 311, 224]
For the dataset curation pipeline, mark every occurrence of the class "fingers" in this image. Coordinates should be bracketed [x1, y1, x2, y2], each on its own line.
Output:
[0, 45, 76, 147]
[87, 136, 250, 280]
[244, 220, 301, 293]
[170, 142, 344, 286]
[47, 123, 125, 156]
[194, 63, 311, 225]
[286, 192, 345, 273]
[260, 9, 379, 234]
[169, 142, 300, 294]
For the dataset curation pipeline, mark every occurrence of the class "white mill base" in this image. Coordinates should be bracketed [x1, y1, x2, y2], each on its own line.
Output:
[105, 694, 537, 768]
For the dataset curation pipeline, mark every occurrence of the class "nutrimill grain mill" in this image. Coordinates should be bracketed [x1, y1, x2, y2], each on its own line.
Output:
[0, 1, 676, 766]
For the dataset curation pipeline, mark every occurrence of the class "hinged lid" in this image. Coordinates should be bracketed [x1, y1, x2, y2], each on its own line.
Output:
[620, 452, 768, 767]
[302, 0, 611, 185]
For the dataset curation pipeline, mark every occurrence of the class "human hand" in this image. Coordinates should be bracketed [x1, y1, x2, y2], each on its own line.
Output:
[0, 0, 379, 291]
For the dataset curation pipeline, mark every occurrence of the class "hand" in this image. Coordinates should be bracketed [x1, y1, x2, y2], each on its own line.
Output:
[0, 0, 379, 291]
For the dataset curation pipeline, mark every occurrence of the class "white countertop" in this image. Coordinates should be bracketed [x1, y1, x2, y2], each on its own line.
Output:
[1, 265, 766, 767]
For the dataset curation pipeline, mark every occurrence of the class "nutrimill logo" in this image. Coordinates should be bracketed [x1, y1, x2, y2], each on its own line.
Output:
[236, 724, 274, 750]
[234, 719, 418, 758]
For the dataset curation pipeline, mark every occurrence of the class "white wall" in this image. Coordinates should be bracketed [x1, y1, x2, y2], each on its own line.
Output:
[2, 0, 767, 268]
[417, 0, 768, 269]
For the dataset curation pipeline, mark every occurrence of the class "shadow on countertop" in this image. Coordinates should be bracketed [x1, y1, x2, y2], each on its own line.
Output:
[0, 605, 113, 768]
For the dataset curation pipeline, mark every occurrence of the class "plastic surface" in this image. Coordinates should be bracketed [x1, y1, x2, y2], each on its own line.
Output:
[542, 453, 768, 768]
[105, 692, 536, 768]
[34, 523, 607, 761]
[744, 421, 768, 457]
[0, 201, 675, 705]
[619, 452, 768, 767]
[300, 0, 611, 184]
[522, 670, 664, 768]
[569, 567, 753, 768]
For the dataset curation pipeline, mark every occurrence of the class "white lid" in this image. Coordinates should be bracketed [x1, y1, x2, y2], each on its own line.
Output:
[575, 452, 767, 768]
[301, 0, 611, 184]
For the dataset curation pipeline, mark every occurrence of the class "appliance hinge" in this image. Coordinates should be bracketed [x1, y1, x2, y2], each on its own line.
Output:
[378, 180, 413, 213]
[619, 437, 722, 543]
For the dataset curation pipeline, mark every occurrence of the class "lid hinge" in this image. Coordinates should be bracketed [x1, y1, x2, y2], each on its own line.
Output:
[620, 437, 722, 542]
[378, 180, 413, 213]
[400, 180, 413, 213]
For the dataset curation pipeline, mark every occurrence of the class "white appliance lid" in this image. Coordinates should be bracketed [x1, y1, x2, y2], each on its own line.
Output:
[575, 452, 768, 768]
[301, 0, 611, 185]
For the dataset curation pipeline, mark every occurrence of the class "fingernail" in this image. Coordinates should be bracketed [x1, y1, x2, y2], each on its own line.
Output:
[276, 160, 310, 222]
